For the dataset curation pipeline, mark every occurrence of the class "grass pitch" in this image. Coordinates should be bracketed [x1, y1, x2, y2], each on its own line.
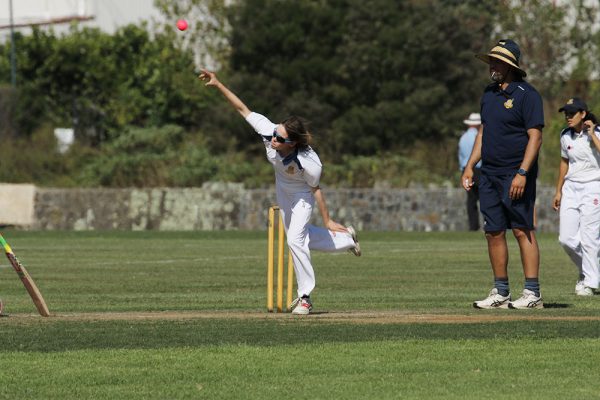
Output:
[1, 231, 600, 399]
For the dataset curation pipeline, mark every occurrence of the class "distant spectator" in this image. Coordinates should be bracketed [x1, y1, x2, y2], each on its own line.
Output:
[458, 113, 482, 231]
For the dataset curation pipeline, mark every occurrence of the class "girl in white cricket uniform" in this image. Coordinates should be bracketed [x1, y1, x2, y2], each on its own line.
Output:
[199, 69, 360, 314]
[553, 98, 600, 296]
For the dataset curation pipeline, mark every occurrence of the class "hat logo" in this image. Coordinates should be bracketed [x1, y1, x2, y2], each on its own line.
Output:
[567, 99, 574, 104]
[504, 99, 514, 109]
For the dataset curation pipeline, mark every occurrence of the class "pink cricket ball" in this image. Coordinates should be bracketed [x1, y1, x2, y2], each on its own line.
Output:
[176, 19, 188, 31]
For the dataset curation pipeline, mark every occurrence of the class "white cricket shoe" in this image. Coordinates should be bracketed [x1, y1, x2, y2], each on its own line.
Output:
[575, 280, 585, 293]
[473, 288, 510, 309]
[576, 285, 594, 296]
[291, 297, 312, 315]
[347, 226, 361, 257]
[508, 289, 544, 309]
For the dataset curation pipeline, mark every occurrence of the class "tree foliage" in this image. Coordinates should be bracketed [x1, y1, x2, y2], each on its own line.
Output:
[1, 0, 600, 188]
[0, 24, 211, 144]
[153, 0, 231, 68]
[219, 0, 496, 159]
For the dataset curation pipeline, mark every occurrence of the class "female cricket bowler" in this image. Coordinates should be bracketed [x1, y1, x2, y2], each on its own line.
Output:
[199, 70, 361, 315]
[553, 98, 600, 296]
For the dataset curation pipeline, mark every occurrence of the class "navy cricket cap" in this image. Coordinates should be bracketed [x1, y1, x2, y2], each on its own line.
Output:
[475, 39, 526, 77]
[558, 97, 589, 113]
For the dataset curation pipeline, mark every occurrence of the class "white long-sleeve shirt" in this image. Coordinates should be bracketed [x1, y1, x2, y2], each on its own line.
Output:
[246, 112, 322, 193]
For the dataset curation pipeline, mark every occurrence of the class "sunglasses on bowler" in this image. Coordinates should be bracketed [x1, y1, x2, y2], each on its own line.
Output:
[272, 128, 294, 144]
[564, 111, 580, 118]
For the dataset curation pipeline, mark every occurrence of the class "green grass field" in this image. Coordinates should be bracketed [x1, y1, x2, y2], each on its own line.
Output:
[1, 231, 600, 399]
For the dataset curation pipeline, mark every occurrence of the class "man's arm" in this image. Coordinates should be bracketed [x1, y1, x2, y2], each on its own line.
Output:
[199, 69, 251, 118]
[519, 127, 543, 172]
[509, 127, 542, 200]
[312, 186, 348, 233]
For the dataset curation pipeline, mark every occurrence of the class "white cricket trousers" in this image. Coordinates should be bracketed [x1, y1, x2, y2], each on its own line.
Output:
[558, 180, 600, 288]
[276, 187, 356, 297]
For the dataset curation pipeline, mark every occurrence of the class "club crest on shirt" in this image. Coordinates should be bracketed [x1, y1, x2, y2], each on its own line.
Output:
[504, 99, 514, 109]
[594, 198, 599, 206]
[285, 166, 295, 175]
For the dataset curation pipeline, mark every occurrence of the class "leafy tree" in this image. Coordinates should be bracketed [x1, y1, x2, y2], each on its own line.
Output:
[221, 0, 496, 160]
[153, 0, 231, 68]
[0, 24, 211, 144]
[495, 1, 574, 107]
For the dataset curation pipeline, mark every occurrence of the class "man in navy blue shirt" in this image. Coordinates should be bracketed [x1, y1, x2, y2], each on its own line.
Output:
[461, 39, 544, 309]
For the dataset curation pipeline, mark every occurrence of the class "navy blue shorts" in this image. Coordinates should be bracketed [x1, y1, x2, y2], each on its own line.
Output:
[479, 173, 536, 231]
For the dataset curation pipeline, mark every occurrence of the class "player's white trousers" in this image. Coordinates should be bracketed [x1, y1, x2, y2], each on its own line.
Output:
[558, 180, 600, 288]
[276, 187, 356, 297]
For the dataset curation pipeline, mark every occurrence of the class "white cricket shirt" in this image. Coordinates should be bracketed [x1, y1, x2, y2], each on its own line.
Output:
[560, 126, 600, 183]
[246, 112, 322, 193]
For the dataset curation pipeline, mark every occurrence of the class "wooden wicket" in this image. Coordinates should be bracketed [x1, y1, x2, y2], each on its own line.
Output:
[267, 206, 294, 312]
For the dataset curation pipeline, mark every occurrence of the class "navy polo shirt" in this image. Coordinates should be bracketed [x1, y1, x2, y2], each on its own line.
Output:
[480, 81, 544, 176]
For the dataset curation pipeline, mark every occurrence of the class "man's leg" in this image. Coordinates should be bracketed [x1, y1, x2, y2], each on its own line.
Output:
[473, 230, 511, 309]
[508, 228, 544, 309]
[473, 174, 513, 309]
[486, 230, 508, 278]
[513, 228, 539, 279]
[486, 231, 511, 297]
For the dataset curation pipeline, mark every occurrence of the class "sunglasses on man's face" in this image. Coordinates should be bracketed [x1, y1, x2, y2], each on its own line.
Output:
[272, 128, 294, 144]
[565, 111, 581, 118]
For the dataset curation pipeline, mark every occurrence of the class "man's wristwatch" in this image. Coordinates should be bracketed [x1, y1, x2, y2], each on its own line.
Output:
[517, 168, 528, 177]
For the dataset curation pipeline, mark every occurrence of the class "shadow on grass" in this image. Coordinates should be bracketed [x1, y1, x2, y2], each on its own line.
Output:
[543, 303, 570, 308]
[2, 318, 600, 353]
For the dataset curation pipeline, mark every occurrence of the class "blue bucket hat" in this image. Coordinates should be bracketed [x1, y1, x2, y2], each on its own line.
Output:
[475, 39, 527, 77]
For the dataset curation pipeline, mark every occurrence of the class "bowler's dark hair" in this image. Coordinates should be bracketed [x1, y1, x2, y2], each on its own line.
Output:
[282, 116, 312, 150]
[584, 111, 598, 124]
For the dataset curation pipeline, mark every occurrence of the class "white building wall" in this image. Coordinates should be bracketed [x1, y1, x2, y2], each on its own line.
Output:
[0, 0, 164, 38]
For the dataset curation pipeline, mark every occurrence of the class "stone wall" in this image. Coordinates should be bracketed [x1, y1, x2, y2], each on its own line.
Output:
[11, 183, 559, 232]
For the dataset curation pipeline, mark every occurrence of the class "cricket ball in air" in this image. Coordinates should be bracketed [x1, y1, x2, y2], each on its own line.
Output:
[176, 19, 188, 31]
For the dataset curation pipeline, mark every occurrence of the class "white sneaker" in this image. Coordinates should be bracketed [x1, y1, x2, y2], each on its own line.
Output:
[576, 286, 594, 296]
[291, 297, 312, 315]
[347, 226, 361, 257]
[473, 288, 510, 309]
[508, 289, 544, 309]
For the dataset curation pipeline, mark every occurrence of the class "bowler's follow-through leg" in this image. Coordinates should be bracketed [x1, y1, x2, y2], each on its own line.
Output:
[266, 205, 361, 314]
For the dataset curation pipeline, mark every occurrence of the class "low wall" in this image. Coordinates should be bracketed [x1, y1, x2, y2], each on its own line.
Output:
[1, 183, 560, 232]
[0, 183, 35, 226]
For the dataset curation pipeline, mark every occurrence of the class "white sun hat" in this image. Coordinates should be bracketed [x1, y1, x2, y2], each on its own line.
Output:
[463, 113, 481, 125]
